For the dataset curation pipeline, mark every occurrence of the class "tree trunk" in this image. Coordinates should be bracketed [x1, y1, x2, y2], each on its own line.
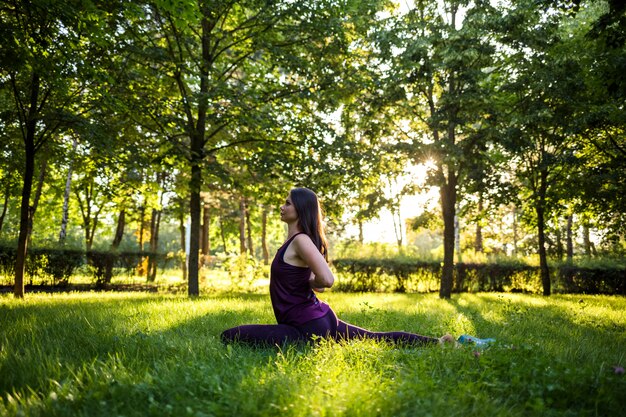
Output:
[261, 207, 269, 265]
[84, 212, 92, 250]
[474, 222, 483, 253]
[439, 170, 457, 299]
[246, 199, 254, 257]
[392, 206, 403, 249]
[186, 6, 212, 297]
[138, 205, 146, 253]
[59, 137, 78, 244]
[0, 183, 9, 236]
[148, 208, 161, 282]
[220, 216, 228, 254]
[179, 207, 187, 282]
[454, 212, 462, 263]
[14, 72, 40, 298]
[104, 209, 126, 284]
[75, 180, 99, 251]
[187, 153, 202, 295]
[358, 219, 364, 244]
[239, 197, 246, 255]
[536, 169, 551, 296]
[27, 156, 47, 245]
[148, 208, 157, 279]
[87, 206, 100, 252]
[583, 223, 592, 257]
[15, 172, 34, 299]
[201, 202, 210, 260]
[554, 218, 564, 262]
[512, 206, 518, 256]
[474, 196, 483, 253]
[112, 209, 126, 249]
[537, 207, 550, 296]
[433, 45, 460, 299]
[566, 214, 573, 264]
[136, 204, 146, 276]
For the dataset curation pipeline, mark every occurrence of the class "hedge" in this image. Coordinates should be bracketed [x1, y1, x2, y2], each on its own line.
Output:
[2, 246, 623, 295]
[332, 258, 626, 295]
[0, 246, 173, 286]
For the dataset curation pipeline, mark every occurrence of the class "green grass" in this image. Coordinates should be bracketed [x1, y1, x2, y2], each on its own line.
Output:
[1, 292, 625, 417]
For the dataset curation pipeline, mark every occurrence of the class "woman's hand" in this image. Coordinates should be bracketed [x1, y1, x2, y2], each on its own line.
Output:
[309, 273, 325, 292]
[293, 234, 335, 289]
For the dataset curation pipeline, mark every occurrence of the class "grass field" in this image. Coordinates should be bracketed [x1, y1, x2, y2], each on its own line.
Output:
[1, 291, 625, 416]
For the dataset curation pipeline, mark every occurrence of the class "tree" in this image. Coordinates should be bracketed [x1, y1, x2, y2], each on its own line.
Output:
[377, 0, 498, 297]
[0, 88, 22, 237]
[120, 0, 390, 295]
[57, 135, 79, 244]
[494, 0, 600, 294]
[572, 0, 626, 246]
[0, 0, 121, 297]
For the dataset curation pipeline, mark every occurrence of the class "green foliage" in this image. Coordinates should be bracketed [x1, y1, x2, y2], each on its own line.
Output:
[0, 292, 624, 416]
[1, 0, 625, 298]
[0, 246, 83, 286]
[333, 256, 626, 295]
[333, 257, 441, 293]
[333, 240, 431, 260]
[0, 246, 174, 286]
[408, 210, 442, 231]
[223, 254, 268, 291]
[556, 264, 626, 295]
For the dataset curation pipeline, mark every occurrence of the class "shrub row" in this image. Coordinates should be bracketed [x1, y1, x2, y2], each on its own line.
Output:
[0, 246, 174, 286]
[332, 258, 626, 295]
[2, 246, 622, 295]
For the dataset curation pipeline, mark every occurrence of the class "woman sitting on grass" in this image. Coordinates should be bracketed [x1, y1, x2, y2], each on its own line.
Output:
[221, 187, 455, 347]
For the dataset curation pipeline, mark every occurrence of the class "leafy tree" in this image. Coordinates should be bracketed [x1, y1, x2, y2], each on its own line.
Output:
[376, 0, 499, 297]
[493, 0, 607, 294]
[571, 0, 626, 248]
[0, 87, 22, 238]
[119, 0, 390, 295]
[0, 0, 121, 297]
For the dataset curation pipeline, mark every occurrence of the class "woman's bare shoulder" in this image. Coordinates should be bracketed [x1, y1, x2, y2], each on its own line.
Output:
[292, 233, 317, 253]
[293, 233, 312, 243]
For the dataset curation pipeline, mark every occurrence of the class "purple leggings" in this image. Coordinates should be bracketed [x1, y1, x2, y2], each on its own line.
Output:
[220, 309, 438, 346]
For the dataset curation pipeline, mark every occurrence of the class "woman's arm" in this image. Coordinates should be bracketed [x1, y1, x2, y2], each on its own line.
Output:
[293, 234, 335, 289]
[309, 272, 325, 292]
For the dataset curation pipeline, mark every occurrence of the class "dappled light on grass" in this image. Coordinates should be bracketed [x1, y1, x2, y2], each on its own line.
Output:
[1, 292, 625, 416]
[232, 339, 400, 415]
[329, 292, 460, 339]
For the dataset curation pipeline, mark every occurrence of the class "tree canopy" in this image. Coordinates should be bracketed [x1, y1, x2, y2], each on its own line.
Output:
[1, 0, 624, 298]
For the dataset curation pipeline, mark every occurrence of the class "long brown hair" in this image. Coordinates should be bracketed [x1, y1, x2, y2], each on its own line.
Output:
[290, 187, 328, 261]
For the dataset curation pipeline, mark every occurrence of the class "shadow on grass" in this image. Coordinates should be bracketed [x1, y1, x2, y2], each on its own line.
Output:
[442, 293, 626, 364]
[0, 293, 273, 396]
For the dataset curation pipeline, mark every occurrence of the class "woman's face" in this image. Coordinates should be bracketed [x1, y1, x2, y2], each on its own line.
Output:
[280, 193, 298, 224]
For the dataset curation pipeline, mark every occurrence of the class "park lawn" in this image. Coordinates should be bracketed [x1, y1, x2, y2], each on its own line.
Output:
[0, 291, 625, 417]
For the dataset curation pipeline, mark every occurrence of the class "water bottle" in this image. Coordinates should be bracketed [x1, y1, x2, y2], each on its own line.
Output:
[457, 334, 496, 347]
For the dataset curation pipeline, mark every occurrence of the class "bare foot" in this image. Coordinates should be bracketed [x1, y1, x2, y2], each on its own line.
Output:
[438, 334, 458, 347]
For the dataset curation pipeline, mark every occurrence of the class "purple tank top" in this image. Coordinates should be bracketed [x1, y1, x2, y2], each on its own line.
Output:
[269, 233, 330, 326]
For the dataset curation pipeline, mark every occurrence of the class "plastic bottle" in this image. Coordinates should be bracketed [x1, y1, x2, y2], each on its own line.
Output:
[457, 334, 496, 347]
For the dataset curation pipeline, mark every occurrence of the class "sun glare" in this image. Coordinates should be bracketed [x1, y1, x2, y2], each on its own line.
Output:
[343, 162, 439, 244]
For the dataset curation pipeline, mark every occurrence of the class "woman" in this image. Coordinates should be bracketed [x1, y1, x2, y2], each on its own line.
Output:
[221, 187, 454, 346]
